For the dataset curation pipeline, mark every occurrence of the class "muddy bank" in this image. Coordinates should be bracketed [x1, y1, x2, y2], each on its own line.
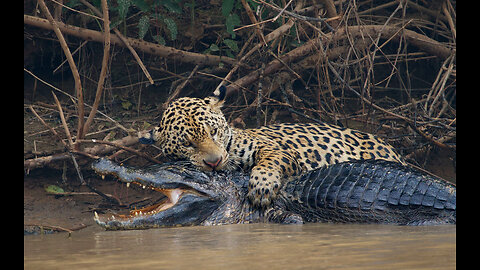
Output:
[24, 165, 166, 235]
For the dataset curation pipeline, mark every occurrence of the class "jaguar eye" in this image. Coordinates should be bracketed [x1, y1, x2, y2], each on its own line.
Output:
[184, 140, 195, 148]
[211, 128, 218, 136]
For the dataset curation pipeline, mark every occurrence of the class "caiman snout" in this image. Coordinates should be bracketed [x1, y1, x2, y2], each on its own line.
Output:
[203, 155, 223, 170]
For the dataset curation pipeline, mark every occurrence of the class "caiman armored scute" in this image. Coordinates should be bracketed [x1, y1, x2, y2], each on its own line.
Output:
[92, 158, 456, 230]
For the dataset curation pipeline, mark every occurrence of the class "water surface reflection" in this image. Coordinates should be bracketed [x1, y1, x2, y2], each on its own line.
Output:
[25, 223, 455, 269]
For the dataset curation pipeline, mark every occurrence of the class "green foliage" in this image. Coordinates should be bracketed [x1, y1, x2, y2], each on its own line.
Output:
[137, 15, 150, 40]
[73, 0, 254, 58]
[131, 0, 151, 12]
[162, 17, 178, 40]
[121, 99, 133, 110]
[225, 13, 241, 39]
[223, 39, 238, 52]
[218, 0, 242, 58]
[45, 185, 65, 194]
[209, 44, 220, 52]
[221, 0, 235, 17]
[108, 0, 181, 43]
[117, 0, 131, 19]
[161, 0, 182, 13]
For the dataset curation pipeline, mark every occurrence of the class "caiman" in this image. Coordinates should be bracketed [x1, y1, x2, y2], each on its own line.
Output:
[92, 158, 456, 230]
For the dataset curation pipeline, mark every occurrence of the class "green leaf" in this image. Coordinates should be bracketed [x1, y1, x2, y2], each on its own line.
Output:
[153, 35, 166, 45]
[225, 49, 235, 58]
[110, 18, 124, 30]
[45, 185, 65, 194]
[138, 15, 150, 40]
[162, 0, 182, 14]
[222, 0, 235, 17]
[117, 0, 131, 19]
[131, 0, 151, 12]
[210, 44, 220, 52]
[122, 100, 132, 110]
[223, 39, 238, 52]
[163, 17, 178, 40]
[225, 13, 240, 38]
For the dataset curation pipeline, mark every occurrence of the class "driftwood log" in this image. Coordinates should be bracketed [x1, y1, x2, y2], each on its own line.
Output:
[24, 136, 138, 171]
[24, 15, 236, 67]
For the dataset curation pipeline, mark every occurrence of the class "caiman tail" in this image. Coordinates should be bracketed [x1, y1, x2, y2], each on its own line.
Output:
[281, 161, 456, 225]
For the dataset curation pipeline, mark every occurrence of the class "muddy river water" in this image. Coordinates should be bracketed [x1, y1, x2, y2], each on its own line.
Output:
[25, 223, 455, 269]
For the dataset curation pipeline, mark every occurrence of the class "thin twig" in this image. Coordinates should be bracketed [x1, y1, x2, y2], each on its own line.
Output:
[82, 0, 111, 138]
[165, 65, 200, 107]
[70, 152, 86, 185]
[406, 122, 455, 150]
[24, 68, 129, 133]
[219, 2, 304, 96]
[52, 40, 88, 74]
[78, 0, 154, 85]
[51, 92, 74, 147]
[240, 0, 267, 45]
[254, 0, 335, 32]
[29, 105, 69, 149]
[326, 61, 417, 124]
[37, 0, 85, 148]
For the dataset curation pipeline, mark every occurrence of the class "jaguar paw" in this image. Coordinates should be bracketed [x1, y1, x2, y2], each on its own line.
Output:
[247, 176, 280, 208]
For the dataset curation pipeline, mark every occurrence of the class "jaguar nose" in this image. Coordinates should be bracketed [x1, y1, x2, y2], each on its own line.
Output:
[203, 155, 223, 170]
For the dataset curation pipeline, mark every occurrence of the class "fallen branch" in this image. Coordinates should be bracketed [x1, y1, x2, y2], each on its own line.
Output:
[76, 139, 162, 165]
[226, 23, 454, 96]
[24, 135, 138, 171]
[217, 5, 300, 94]
[241, 0, 267, 45]
[24, 15, 237, 67]
[406, 122, 456, 150]
[24, 223, 88, 235]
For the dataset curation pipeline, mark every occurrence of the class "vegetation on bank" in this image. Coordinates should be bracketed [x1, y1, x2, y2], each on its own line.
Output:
[24, 0, 455, 177]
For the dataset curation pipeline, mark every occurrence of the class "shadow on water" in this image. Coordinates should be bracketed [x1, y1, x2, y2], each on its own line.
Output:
[25, 223, 455, 269]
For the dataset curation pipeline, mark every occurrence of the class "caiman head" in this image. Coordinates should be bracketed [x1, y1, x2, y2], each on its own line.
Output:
[91, 158, 249, 230]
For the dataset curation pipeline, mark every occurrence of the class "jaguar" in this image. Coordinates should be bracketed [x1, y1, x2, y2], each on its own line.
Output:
[140, 86, 404, 207]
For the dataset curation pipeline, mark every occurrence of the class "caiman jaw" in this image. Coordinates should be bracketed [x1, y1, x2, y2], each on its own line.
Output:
[128, 187, 184, 216]
[91, 158, 219, 229]
[93, 181, 186, 223]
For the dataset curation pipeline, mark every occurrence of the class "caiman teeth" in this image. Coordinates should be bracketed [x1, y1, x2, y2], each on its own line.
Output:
[93, 179, 190, 223]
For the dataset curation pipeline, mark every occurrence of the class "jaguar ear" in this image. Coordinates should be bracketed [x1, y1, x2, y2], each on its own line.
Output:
[206, 85, 226, 109]
[213, 85, 226, 101]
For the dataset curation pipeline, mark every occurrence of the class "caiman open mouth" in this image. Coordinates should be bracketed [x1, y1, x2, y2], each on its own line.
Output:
[91, 158, 218, 229]
[93, 178, 204, 223]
